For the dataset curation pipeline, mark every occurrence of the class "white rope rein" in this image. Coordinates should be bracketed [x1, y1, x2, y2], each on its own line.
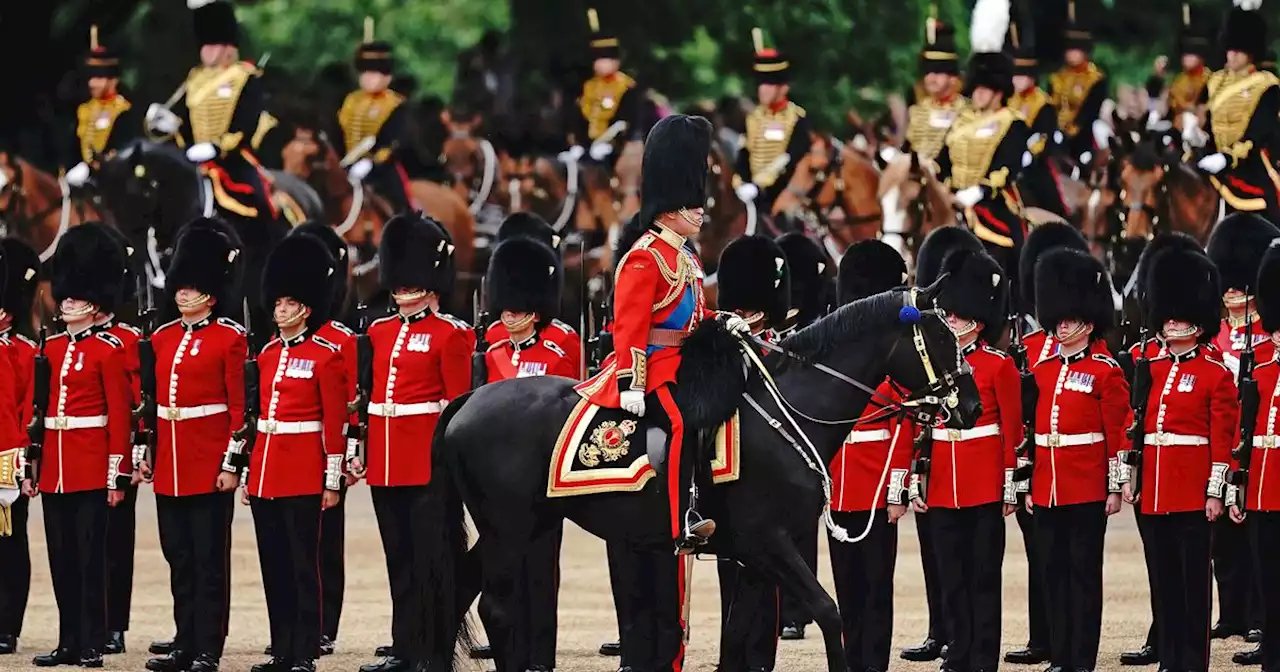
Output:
[468, 139, 497, 215]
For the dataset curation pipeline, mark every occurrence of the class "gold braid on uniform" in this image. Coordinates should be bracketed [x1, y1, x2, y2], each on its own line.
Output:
[76, 96, 132, 164]
[743, 102, 805, 187]
[579, 72, 636, 141]
[1050, 62, 1103, 137]
[906, 97, 967, 162]
[338, 90, 405, 163]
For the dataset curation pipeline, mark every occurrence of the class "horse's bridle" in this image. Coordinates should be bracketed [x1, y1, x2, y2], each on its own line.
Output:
[0, 160, 72, 257]
[785, 144, 883, 237]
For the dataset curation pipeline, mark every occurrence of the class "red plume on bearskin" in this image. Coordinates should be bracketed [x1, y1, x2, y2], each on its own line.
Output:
[837, 239, 907, 306]
[1146, 245, 1222, 343]
[262, 235, 335, 330]
[50, 222, 126, 309]
[1034, 248, 1113, 339]
[938, 248, 1009, 344]
[485, 237, 561, 321]
[1018, 221, 1087, 313]
[1207, 212, 1280, 294]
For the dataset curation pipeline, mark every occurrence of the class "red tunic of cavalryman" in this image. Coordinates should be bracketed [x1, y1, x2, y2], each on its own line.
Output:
[485, 334, 576, 382]
[151, 317, 247, 497]
[365, 309, 471, 487]
[487, 319, 582, 378]
[1215, 317, 1276, 379]
[246, 332, 347, 498]
[1136, 347, 1238, 514]
[1030, 349, 1130, 507]
[829, 379, 913, 511]
[929, 343, 1022, 508]
[1246, 360, 1280, 510]
[40, 329, 133, 494]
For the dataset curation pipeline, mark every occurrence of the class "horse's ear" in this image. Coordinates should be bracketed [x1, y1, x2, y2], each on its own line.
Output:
[917, 274, 947, 306]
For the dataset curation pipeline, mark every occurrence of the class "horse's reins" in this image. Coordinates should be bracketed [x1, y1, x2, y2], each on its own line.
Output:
[0, 161, 72, 262]
[454, 131, 497, 215]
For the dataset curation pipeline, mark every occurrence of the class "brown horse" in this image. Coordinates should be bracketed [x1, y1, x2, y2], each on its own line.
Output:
[773, 132, 883, 262]
[877, 154, 956, 266]
[439, 110, 509, 217]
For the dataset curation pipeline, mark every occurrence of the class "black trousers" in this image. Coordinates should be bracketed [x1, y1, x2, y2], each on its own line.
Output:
[779, 520, 817, 629]
[828, 509, 897, 672]
[105, 484, 136, 633]
[1250, 512, 1280, 671]
[44, 489, 108, 652]
[1015, 504, 1050, 649]
[0, 496, 31, 638]
[371, 485, 437, 663]
[1214, 513, 1263, 631]
[916, 511, 948, 643]
[718, 561, 778, 670]
[1146, 512, 1213, 672]
[251, 495, 322, 664]
[320, 494, 344, 640]
[1135, 506, 1160, 650]
[369, 164, 413, 214]
[932, 503, 1005, 671]
[606, 541, 683, 672]
[157, 492, 234, 659]
[1035, 501, 1106, 670]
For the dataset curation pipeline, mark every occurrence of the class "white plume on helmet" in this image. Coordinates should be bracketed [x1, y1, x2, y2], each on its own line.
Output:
[971, 0, 1012, 54]
[1235, 0, 1263, 12]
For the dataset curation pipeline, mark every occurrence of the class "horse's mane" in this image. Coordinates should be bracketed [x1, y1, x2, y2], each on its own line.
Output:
[780, 290, 905, 363]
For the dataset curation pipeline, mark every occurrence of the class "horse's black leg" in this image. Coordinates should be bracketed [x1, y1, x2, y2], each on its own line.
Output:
[456, 542, 483, 623]
[718, 559, 776, 672]
[478, 535, 525, 672]
[752, 529, 847, 672]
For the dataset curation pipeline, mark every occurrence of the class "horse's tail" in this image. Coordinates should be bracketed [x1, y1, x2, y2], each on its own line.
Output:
[423, 390, 478, 671]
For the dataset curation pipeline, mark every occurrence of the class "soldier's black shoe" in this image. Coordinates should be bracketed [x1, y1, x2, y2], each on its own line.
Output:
[1005, 646, 1050, 664]
[374, 645, 394, 657]
[290, 661, 316, 672]
[900, 638, 945, 662]
[105, 631, 126, 655]
[189, 655, 220, 672]
[676, 518, 716, 555]
[250, 658, 291, 672]
[0, 634, 16, 654]
[780, 624, 806, 640]
[470, 644, 493, 659]
[33, 647, 77, 667]
[1233, 644, 1264, 666]
[263, 645, 272, 655]
[359, 657, 411, 672]
[1212, 621, 1247, 639]
[150, 640, 177, 655]
[145, 651, 193, 672]
[319, 636, 335, 656]
[1247, 629, 1264, 643]
[1118, 645, 1157, 665]
[79, 649, 104, 668]
[598, 641, 621, 656]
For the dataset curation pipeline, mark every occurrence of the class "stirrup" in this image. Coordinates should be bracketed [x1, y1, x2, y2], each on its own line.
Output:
[675, 517, 716, 555]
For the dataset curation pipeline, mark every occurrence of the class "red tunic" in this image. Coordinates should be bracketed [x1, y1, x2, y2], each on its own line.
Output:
[316, 320, 359, 426]
[829, 379, 913, 511]
[101, 320, 143, 408]
[928, 344, 1022, 508]
[151, 317, 247, 497]
[1214, 317, 1276, 381]
[1024, 328, 1112, 366]
[486, 319, 582, 379]
[1135, 347, 1238, 514]
[0, 336, 22, 451]
[1247, 359, 1280, 510]
[40, 328, 133, 494]
[246, 332, 347, 498]
[575, 226, 713, 406]
[485, 333, 577, 382]
[5, 332, 36, 436]
[365, 309, 472, 487]
[1030, 347, 1130, 507]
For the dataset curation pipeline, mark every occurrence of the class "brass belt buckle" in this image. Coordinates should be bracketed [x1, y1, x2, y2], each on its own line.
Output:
[1156, 432, 1168, 446]
[53, 417, 68, 430]
[947, 428, 961, 441]
[385, 403, 398, 418]
[264, 420, 278, 434]
[1266, 436, 1277, 449]
[1047, 433, 1061, 448]
[166, 407, 181, 421]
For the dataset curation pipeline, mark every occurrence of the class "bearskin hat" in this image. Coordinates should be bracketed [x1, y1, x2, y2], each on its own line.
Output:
[1257, 240, 1280, 332]
[262, 235, 335, 330]
[1130, 231, 1204, 306]
[289, 221, 349, 311]
[1034, 248, 1113, 339]
[938, 248, 1010, 344]
[915, 226, 983, 287]
[498, 212, 561, 249]
[0, 238, 40, 323]
[50, 223, 126, 309]
[1146, 245, 1222, 343]
[717, 235, 791, 327]
[1019, 221, 1088, 313]
[379, 212, 451, 294]
[1222, 0, 1268, 62]
[1207, 212, 1280, 294]
[777, 232, 831, 327]
[639, 115, 713, 229]
[167, 218, 243, 317]
[837, 240, 908, 306]
[965, 53, 1015, 99]
[189, 0, 239, 47]
[94, 222, 141, 315]
[920, 20, 960, 76]
[486, 237, 561, 320]
[964, 0, 1014, 99]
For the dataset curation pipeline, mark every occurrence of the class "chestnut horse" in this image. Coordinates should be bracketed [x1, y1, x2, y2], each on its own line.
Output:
[876, 154, 956, 267]
[773, 133, 883, 264]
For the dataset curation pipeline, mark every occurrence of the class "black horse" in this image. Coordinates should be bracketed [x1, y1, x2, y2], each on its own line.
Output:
[417, 283, 981, 672]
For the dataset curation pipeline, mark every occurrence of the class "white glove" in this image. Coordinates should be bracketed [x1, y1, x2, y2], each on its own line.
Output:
[589, 142, 613, 161]
[65, 162, 91, 187]
[735, 183, 760, 202]
[1146, 109, 1162, 130]
[146, 103, 180, 134]
[185, 142, 217, 163]
[721, 313, 751, 335]
[620, 390, 646, 417]
[1021, 151, 1033, 168]
[1053, 130, 1064, 145]
[1079, 151, 1093, 165]
[879, 146, 901, 163]
[1091, 119, 1113, 148]
[349, 157, 374, 182]
[954, 185, 984, 208]
[1182, 112, 1208, 148]
[1198, 153, 1229, 174]
[0, 169, 8, 191]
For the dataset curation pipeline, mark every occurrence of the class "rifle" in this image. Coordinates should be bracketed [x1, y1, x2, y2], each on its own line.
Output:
[472, 283, 490, 389]
[133, 274, 158, 477]
[345, 306, 372, 474]
[1010, 306, 1037, 485]
[23, 314, 50, 488]
[223, 300, 259, 477]
[909, 422, 935, 506]
[1230, 299, 1260, 511]
[1123, 324, 1153, 498]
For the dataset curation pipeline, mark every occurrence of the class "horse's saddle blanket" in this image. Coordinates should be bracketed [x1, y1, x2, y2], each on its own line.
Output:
[546, 397, 741, 498]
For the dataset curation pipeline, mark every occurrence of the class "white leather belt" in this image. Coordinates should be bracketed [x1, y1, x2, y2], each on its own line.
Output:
[1254, 435, 1280, 449]
[931, 424, 1001, 442]
[1144, 432, 1209, 447]
[368, 401, 444, 418]
[44, 415, 108, 430]
[1035, 432, 1105, 447]
[256, 419, 322, 435]
[158, 404, 228, 421]
[844, 429, 891, 443]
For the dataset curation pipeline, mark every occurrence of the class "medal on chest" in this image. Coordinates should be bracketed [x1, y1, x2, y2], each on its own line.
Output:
[1176, 373, 1197, 393]
[407, 333, 432, 353]
[1064, 370, 1095, 393]
[285, 358, 315, 379]
[190, 339, 202, 357]
[517, 361, 548, 378]
[74, 352, 85, 372]
[216, 84, 233, 99]
[763, 121, 786, 141]
[975, 121, 998, 138]
[928, 110, 955, 128]
[367, 105, 381, 118]
[94, 113, 111, 130]
[601, 96, 615, 110]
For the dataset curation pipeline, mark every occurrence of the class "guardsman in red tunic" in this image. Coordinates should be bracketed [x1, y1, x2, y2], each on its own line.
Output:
[1029, 248, 1129, 672]
[1017, 222, 1112, 365]
[1205, 213, 1277, 643]
[0, 237, 39, 656]
[353, 212, 471, 672]
[291, 222, 357, 656]
[141, 219, 245, 672]
[1122, 244, 1236, 672]
[828, 240, 912, 672]
[484, 213, 581, 377]
[573, 114, 745, 554]
[247, 236, 346, 672]
[31, 225, 135, 668]
[912, 247, 1021, 672]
